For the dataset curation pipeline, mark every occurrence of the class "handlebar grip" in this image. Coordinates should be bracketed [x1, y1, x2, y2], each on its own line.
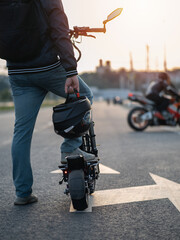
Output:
[86, 28, 106, 33]
[70, 26, 106, 34]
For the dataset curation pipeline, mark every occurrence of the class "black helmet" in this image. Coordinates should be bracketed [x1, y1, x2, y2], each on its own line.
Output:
[52, 94, 91, 138]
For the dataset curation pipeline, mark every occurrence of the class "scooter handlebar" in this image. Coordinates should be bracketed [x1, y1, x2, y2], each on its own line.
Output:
[69, 26, 106, 36]
[69, 26, 106, 61]
[85, 28, 106, 33]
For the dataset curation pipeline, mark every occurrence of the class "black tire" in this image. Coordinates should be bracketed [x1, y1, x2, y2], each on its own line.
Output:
[127, 107, 149, 131]
[71, 194, 88, 211]
[68, 170, 88, 211]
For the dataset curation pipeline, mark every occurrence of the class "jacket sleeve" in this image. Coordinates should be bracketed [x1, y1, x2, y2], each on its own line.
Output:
[166, 84, 179, 97]
[44, 0, 78, 77]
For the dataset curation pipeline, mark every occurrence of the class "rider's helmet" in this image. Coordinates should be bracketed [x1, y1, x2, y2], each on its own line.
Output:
[158, 72, 171, 85]
[52, 96, 91, 138]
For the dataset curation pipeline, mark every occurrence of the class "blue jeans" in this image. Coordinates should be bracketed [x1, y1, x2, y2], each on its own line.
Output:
[9, 65, 93, 197]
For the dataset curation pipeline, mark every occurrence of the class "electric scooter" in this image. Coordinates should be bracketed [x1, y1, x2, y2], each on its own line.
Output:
[57, 8, 123, 211]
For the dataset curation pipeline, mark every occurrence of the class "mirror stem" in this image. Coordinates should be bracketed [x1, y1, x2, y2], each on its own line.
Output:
[102, 22, 107, 33]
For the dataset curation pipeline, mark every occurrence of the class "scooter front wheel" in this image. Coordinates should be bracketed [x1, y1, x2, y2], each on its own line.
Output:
[68, 169, 88, 211]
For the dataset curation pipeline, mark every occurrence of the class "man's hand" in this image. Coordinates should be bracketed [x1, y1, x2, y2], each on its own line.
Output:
[65, 75, 79, 93]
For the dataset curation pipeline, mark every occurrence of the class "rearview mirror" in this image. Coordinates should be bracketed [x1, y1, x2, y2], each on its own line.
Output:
[103, 8, 123, 25]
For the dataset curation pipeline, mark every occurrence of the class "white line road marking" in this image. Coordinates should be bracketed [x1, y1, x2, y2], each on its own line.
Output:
[50, 163, 120, 174]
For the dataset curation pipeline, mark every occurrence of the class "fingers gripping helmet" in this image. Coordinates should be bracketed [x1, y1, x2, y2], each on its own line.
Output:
[52, 95, 91, 138]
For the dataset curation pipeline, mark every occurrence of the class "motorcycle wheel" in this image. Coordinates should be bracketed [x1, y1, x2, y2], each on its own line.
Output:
[68, 169, 88, 211]
[127, 107, 149, 131]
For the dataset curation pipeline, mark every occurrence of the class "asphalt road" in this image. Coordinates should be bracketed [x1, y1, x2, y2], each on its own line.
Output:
[0, 102, 180, 240]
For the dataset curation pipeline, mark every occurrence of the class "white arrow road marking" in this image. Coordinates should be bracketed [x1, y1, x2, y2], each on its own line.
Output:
[51, 169, 62, 174]
[71, 173, 180, 213]
[92, 173, 180, 212]
[150, 173, 180, 211]
[100, 164, 120, 174]
[50, 163, 120, 174]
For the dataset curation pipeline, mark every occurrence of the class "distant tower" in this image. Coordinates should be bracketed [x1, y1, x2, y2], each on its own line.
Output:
[106, 60, 111, 68]
[99, 59, 103, 67]
[96, 59, 104, 75]
[129, 52, 133, 72]
[105, 60, 111, 71]
[146, 45, 149, 72]
[164, 46, 167, 72]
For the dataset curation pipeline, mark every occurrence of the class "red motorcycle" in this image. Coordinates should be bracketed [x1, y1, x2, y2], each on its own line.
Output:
[127, 91, 180, 131]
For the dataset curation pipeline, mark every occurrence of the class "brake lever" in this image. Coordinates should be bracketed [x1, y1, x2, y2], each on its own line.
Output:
[77, 33, 96, 38]
[86, 34, 96, 39]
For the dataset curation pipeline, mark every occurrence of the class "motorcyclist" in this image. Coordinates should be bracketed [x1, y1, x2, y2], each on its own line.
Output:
[145, 72, 178, 120]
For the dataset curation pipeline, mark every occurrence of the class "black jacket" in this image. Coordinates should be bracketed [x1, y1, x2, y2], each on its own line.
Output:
[7, 0, 77, 77]
[146, 80, 178, 97]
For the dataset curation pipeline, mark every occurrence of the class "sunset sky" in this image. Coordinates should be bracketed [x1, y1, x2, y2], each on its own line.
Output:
[0, 0, 180, 74]
[63, 0, 180, 73]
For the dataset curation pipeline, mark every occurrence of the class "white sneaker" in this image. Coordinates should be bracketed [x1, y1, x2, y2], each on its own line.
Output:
[61, 148, 95, 164]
